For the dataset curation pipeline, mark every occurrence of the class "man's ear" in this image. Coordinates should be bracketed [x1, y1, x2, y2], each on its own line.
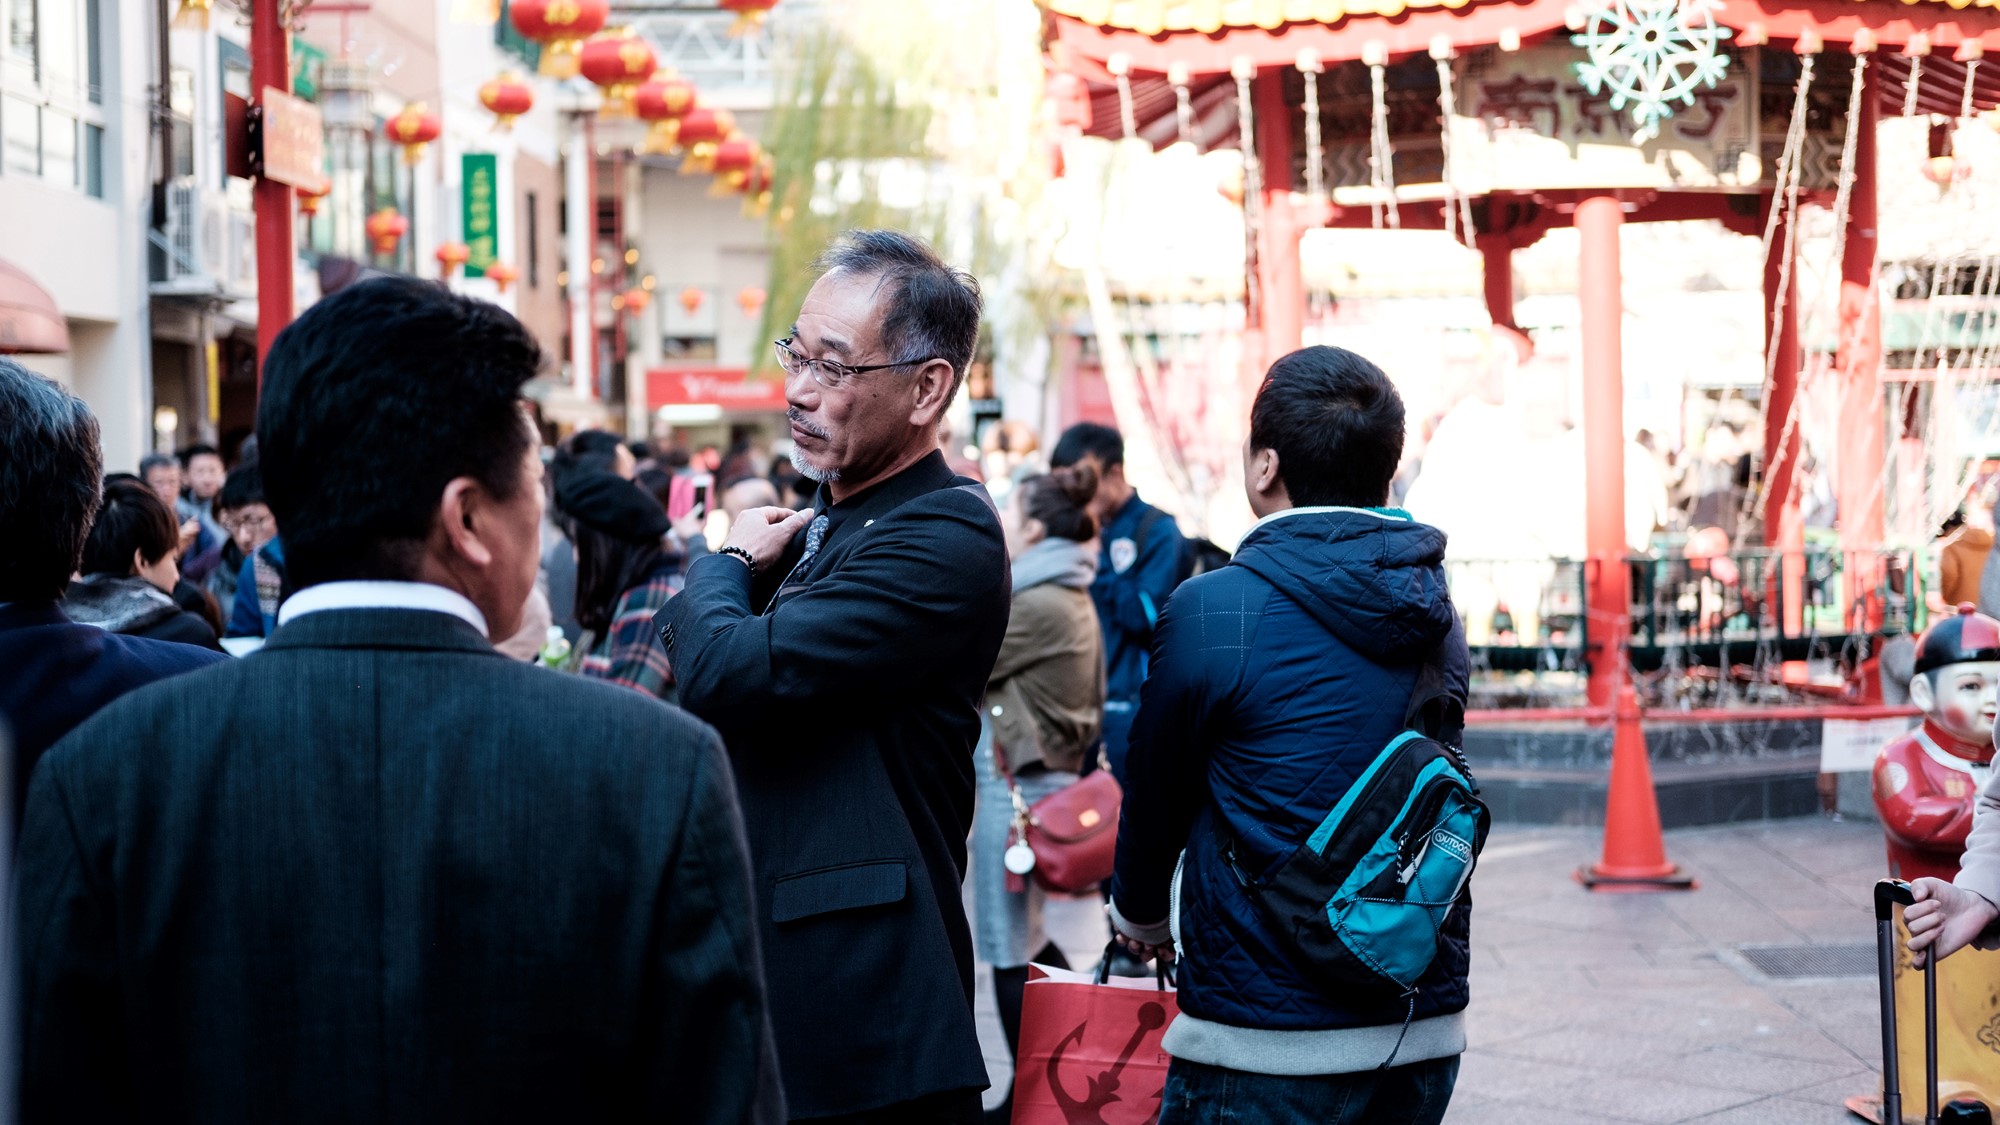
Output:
[907, 359, 955, 427]
[438, 476, 495, 569]
[1251, 447, 1281, 495]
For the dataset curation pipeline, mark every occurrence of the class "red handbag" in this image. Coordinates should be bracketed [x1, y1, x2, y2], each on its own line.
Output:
[1006, 767, 1122, 895]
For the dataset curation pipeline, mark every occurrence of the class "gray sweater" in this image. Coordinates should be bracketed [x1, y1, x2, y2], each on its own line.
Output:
[1960, 768, 2000, 950]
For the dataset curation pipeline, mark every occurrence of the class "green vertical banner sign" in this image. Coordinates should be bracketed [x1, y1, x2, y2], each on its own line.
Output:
[462, 153, 499, 278]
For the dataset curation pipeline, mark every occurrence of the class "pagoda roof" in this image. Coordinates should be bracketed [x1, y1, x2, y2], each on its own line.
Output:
[1047, 0, 2000, 73]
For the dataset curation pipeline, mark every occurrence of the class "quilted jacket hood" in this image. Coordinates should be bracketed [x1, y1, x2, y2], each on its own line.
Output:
[1229, 507, 1456, 665]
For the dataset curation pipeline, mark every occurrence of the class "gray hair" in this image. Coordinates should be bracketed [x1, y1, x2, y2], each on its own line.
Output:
[0, 357, 104, 601]
[814, 229, 982, 400]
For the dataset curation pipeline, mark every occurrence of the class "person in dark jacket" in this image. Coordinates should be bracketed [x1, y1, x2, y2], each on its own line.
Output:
[18, 276, 783, 1124]
[556, 470, 685, 702]
[659, 230, 1007, 1122]
[1049, 422, 1186, 780]
[62, 478, 222, 650]
[0, 359, 224, 828]
[197, 462, 275, 613]
[1110, 346, 1472, 1125]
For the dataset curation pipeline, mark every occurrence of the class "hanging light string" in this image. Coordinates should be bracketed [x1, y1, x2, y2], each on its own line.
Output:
[1170, 61, 1195, 144]
[1110, 53, 1138, 140]
[1431, 38, 1474, 244]
[1234, 56, 1263, 325]
[1365, 43, 1400, 229]
[1962, 57, 1980, 120]
[1299, 50, 1325, 202]
[1729, 42, 1816, 540]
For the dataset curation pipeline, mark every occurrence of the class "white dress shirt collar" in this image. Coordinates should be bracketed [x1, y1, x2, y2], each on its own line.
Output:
[276, 580, 489, 637]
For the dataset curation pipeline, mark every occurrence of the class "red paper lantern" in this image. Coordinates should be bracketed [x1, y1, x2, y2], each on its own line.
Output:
[741, 156, 774, 217]
[737, 286, 766, 317]
[634, 73, 698, 152]
[479, 73, 535, 131]
[365, 208, 408, 257]
[675, 108, 733, 174]
[711, 133, 760, 194]
[579, 30, 658, 116]
[1045, 71, 1091, 131]
[679, 286, 705, 315]
[718, 0, 777, 36]
[623, 287, 652, 316]
[385, 104, 442, 164]
[509, 0, 609, 79]
[486, 261, 520, 294]
[435, 242, 471, 278]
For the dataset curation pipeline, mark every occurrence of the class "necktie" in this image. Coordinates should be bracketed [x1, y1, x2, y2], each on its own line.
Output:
[785, 512, 831, 585]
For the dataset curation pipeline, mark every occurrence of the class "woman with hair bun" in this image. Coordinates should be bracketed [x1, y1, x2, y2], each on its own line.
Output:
[971, 464, 1107, 1123]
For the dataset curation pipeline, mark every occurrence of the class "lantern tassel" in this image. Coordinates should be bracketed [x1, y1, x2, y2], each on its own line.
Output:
[173, 0, 212, 29]
[727, 12, 765, 37]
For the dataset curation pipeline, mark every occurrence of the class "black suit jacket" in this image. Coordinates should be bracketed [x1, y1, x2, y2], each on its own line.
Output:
[0, 601, 224, 828]
[18, 606, 783, 1124]
[659, 451, 1011, 1118]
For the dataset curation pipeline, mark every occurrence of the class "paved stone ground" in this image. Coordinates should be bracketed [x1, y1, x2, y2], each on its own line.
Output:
[973, 816, 1891, 1123]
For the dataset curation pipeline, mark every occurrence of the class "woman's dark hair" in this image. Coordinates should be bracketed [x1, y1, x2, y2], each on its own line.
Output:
[634, 467, 675, 512]
[81, 479, 179, 577]
[1250, 346, 1406, 509]
[1019, 465, 1099, 543]
[572, 523, 663, 635]
[257, 278, 541, 588]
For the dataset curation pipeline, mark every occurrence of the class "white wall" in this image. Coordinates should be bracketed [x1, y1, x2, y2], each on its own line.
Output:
[636, 166, 770, 371]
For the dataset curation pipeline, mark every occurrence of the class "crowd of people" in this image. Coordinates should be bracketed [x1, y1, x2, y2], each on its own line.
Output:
[2, 227, 1996, 1125]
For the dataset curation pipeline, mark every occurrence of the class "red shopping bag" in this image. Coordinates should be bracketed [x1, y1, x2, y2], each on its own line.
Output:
[1010, 953, 1179, 1125]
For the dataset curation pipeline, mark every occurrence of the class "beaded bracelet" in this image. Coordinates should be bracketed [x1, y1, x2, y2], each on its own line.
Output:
[717, 545, 756, 571]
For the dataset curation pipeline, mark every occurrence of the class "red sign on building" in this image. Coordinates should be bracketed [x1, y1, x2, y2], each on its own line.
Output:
[647, 366, 788, 413]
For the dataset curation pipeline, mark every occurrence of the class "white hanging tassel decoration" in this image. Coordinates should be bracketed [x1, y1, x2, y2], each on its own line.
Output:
[1431, 37, 1474, 244]
[1903, 34, 1929, 119]
[1170, 61, 1196, 145]
[1298, 50, 1325, 202]
[1234, 55, 1263, 323]
[1110, 54, 1139, 141]
[1365, 41, 1400, 229]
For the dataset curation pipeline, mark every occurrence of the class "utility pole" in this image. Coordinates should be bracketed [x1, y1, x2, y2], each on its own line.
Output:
[250, 0, 294, 372]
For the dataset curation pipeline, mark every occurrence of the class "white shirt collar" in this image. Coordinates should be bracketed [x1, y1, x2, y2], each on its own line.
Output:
[276, 581, 489, 637]
[1248, 505, 1411, 535]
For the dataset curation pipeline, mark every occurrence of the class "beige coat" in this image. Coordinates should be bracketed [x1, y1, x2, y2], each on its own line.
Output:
[987, 581, 1105, 774]
[1961, 767, 2000, 948]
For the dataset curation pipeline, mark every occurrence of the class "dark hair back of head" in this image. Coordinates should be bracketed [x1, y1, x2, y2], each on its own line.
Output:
[571, 523, 662, 635]
[814, 229, 982, 399]
[1020, 465, 1100, 543]
[217, 461, 264, 511]
[1049, 422, 1124, 472]
[257, 277, 542, 587]
[0, 358, 103, 600]
[1250, 346, 1406, 509]
[81, 478, 179, 576]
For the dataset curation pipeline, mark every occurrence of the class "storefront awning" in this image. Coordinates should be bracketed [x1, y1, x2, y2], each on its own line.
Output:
[0, 259, 69, 355]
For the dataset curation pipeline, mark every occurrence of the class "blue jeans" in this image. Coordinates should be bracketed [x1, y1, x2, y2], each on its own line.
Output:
[1157, 1055, 1460, 1124]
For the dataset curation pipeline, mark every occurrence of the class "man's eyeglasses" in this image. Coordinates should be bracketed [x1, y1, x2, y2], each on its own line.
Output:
[774, 338, 937, 391]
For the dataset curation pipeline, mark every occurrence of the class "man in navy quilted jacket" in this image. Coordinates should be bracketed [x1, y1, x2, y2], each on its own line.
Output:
[1109, 345, 1472, 1124]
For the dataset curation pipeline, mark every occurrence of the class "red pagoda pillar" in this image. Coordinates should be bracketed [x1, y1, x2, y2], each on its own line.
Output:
[1836, 60, 1885, 632]
[1579, 194, 1629, 710]
[251, 0, 294, 371]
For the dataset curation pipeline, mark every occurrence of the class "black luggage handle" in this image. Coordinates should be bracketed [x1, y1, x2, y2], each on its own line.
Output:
[1874, 878, 1939, 1125]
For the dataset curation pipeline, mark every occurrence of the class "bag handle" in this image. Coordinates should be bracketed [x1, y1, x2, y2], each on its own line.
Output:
[1094, 939, 1176, 991]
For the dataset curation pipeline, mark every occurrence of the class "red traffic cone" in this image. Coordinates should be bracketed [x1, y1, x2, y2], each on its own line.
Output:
[1577, 683, 1697, 892]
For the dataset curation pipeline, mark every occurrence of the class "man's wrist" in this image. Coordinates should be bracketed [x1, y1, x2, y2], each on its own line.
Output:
[717, 545, 756, 572]
[1109, 899, 1172, 946]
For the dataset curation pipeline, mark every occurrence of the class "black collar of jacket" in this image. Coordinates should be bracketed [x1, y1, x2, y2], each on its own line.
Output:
[0, 601, 70, 631]
[812, 449, 956, 530]
[260, 606, 499, 655]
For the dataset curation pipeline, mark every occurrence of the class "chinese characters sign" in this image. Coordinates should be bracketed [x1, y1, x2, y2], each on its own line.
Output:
[462, 153, 499, 279]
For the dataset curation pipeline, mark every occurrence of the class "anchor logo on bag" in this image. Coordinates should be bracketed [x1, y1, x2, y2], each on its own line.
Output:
[1045, 1002, 1168, 1124]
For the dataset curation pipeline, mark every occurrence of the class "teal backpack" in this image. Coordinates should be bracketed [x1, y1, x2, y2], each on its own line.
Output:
[1226, 655, 1488, 1014]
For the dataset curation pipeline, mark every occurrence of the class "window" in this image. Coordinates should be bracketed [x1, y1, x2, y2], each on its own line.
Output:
[3, 95, 37, 174]
[0, 0, 105, 194]
[525, 190, 539, 288]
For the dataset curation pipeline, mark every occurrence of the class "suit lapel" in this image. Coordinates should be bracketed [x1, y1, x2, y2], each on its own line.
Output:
[764, 453, 957, 612]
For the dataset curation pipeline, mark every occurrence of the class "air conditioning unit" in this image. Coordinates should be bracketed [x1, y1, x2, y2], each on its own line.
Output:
[153, 179, 253, 300]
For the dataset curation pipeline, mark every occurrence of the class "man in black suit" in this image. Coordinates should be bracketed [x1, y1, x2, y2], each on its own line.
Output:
[660, 230, 1010, 1123]
[0, 358, 224, 827]
[18, 278, 783, 1124]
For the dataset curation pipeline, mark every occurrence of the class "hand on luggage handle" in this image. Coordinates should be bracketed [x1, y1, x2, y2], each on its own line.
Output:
[1874, 878, 1940, 1125]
